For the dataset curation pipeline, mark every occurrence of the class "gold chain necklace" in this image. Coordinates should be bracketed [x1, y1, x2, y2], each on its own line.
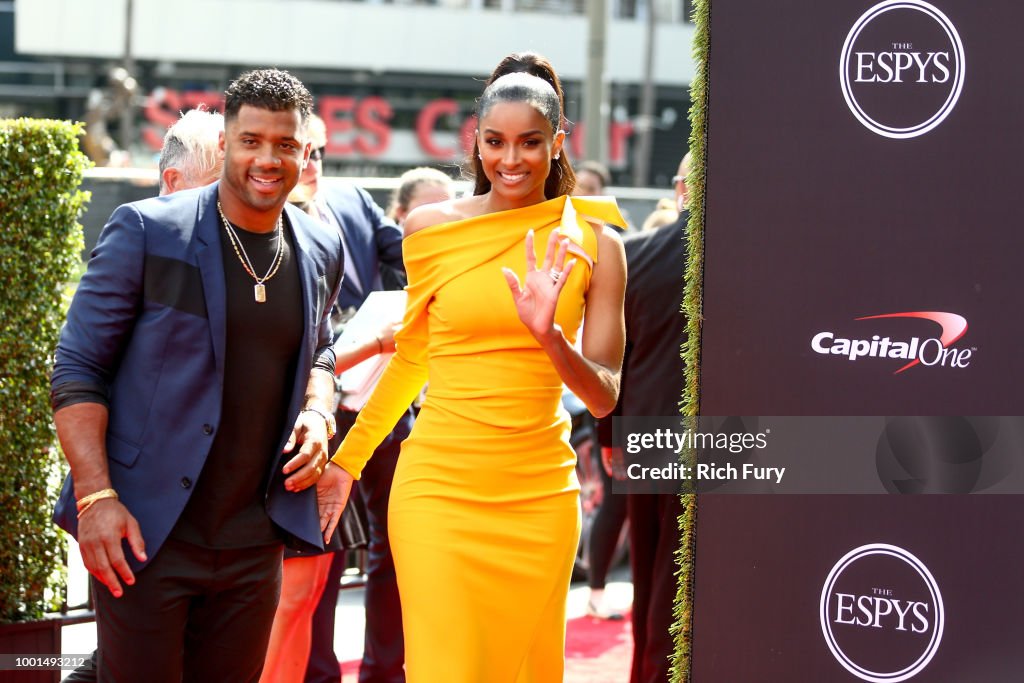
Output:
[217, 201, 284, 303]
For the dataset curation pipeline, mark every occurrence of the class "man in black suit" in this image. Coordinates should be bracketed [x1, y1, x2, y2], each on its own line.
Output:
[605, 152, 690, 683]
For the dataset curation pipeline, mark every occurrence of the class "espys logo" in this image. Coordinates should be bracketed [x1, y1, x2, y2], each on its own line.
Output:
[839, 0, 965, 138]
[820, 544, 944, 682]
[810, 311, 973, 374]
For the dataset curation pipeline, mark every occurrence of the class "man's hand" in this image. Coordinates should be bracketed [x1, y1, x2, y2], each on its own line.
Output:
[282, 410, 331, 492]
[77, 499, 147, 598]
[53, 403, 145, 598]
[316, 463, 354, 543]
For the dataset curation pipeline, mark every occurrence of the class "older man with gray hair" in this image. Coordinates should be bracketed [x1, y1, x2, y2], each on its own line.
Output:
[157, 105, 224, 195]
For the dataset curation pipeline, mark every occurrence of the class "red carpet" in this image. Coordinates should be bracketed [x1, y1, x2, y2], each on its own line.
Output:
[339, 610, 633, 681]
[565, 610, 634, 682]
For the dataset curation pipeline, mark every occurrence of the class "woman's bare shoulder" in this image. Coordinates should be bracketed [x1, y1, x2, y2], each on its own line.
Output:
[592, 221, 625, 251]
[591, 222, 626, 275]
[403, 195, 485, 237]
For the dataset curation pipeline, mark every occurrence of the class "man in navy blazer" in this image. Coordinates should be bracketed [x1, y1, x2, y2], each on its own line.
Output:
[321, 181, 405, 313]
[291, 118, 413, 683]
[51, 69, 349, 682]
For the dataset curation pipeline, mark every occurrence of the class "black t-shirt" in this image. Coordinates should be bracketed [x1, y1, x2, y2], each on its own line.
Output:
[171, 213, 304, 548]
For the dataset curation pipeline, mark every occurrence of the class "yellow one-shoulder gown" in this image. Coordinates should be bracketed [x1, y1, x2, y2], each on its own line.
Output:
[333, 195, 626, 683]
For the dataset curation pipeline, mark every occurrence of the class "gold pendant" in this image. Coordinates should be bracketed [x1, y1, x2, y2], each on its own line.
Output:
[254, 283, 266, 303]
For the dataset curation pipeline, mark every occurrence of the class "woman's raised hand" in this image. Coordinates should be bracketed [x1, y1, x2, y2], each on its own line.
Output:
[501, 228, 576, 340]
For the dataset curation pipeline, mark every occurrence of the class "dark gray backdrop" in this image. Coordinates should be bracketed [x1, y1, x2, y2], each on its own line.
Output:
[692, 1, 1024, 680]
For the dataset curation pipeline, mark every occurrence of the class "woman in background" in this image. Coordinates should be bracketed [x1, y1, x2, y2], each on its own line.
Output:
[387, 166, 455, 225]
[323, 52, 627, 682]
[380, 166, 455, 292]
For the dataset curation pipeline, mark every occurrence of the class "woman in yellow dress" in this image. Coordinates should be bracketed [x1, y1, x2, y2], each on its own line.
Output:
[319, 52, 627, 682]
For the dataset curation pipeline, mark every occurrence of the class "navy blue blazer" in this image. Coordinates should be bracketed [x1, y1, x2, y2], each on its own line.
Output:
[319, 181, 404, 311]
[52, 182, 345, 567]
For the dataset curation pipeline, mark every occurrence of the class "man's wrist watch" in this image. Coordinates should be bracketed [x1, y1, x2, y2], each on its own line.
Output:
[301, 407, 336, 440]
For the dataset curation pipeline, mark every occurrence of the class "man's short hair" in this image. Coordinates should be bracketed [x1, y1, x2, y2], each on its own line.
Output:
[223, 69, 313, 123]
[158, 106, 224, 194]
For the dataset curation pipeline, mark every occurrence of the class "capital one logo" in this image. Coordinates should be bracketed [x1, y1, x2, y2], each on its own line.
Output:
[839, 0, 965, 138]
[810, 311, 973, 374]
[821, 544, 944, 682]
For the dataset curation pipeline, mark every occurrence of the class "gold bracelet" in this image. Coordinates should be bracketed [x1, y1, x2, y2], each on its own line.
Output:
[76, 488, 118, 519]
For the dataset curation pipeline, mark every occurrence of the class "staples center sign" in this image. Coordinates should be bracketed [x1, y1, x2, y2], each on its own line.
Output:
[141, 87, 636, 164]
[810, 311, 974, 374]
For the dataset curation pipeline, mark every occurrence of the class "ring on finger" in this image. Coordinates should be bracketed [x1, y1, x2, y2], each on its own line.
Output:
[549, 269, 562, 283]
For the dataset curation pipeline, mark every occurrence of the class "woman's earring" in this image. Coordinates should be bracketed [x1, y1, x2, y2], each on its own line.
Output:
[554, 153, 561, 160]
[477, 153, 482, 160]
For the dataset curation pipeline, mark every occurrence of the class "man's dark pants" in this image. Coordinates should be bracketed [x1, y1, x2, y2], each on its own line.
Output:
[90, 537, 282, 683]
[627, 493, 682, 683]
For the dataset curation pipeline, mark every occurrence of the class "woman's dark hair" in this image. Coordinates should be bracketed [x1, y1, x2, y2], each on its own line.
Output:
[470, 52, 575, 199]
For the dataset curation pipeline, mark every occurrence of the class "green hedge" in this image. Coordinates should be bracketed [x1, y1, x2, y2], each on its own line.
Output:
[672, 0, 709, 680]
[0, 119, 91, 622]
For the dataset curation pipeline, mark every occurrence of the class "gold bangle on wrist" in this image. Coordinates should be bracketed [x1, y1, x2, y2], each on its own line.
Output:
[76, 488, 118, 519]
